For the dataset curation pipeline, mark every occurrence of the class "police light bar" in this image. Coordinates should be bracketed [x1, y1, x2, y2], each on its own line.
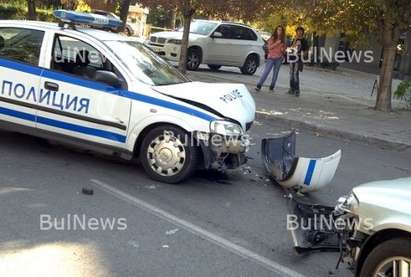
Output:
[53, 10, 123, 30]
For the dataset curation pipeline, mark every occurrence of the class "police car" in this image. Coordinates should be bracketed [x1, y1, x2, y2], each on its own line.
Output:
[0, 10, 255, 183]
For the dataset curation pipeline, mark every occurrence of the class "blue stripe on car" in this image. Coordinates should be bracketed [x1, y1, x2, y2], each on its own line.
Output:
[0, 59, 216, 122]
[0, 106, 126, 143]
[304, 160, 317, 186]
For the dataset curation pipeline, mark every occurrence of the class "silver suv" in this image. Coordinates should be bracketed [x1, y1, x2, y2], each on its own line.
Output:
[147, 20, 265, 75]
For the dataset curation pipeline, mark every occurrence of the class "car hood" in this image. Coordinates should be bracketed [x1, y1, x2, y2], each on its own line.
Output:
[151, 31, 207, 40]
[352, 178, 411, 233]
[153, 82, 256, 130]
[353, 178, 411, 202]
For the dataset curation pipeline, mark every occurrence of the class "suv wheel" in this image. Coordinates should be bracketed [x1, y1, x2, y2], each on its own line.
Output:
[208, 64, 221, 71]
[360, 238, 411, 277]
[187, 48, 201, 71]
[140, 125, 200, 183]
[126, 27, 133, 36]
[241, 55, 258, 75]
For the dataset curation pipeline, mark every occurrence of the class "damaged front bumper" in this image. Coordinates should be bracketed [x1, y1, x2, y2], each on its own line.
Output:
[286, 193, 363, 272]
[196, 131, 250, 170]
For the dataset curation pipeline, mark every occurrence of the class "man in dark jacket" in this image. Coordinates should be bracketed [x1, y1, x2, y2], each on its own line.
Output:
[287, 27, 309, 97]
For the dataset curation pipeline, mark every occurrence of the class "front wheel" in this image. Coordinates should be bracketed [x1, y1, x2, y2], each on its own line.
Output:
[140, 125, 200, 183]
[240, 55, 259, 75]
[360, 238, 411, 277]
[186, 48, 202, 71]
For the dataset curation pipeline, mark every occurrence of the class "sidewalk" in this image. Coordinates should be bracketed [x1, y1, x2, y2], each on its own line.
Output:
[188, 69, 411, 150]
[251, 88, 411, 150]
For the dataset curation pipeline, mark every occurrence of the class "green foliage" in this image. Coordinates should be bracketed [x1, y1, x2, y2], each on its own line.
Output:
[394, 81, 411, 108]
[0, 2, 54, 21]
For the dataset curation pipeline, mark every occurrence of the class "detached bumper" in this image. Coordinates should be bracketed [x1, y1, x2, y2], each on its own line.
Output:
[196, 132, 250, 170]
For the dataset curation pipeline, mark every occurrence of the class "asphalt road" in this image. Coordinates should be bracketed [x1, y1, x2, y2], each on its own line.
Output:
[1, 108, 410, 277]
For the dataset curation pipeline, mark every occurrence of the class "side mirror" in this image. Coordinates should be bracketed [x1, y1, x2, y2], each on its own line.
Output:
[211, 31, 223, 39]
[94, 70, 124, 89]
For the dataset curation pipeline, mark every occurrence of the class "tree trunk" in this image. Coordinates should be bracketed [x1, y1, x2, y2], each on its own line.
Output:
[119, 0, 131, 32]
[27, 0, 37, 20]
[168, 8, 177, 30]
[178, 9, 193, 73]
[375, 23, 400, 111]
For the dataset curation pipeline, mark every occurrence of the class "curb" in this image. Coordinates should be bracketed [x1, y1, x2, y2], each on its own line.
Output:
[256, 113, 411, 151]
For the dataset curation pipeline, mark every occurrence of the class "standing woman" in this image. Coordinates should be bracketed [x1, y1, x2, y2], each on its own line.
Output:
[255, 26, 286, 92]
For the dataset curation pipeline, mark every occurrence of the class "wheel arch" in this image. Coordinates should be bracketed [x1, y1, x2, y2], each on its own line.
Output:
[355, 228, 411, 277]
[243, 52, 261, 67]
[132, 122, 185, 158]
[127, 115, 200, 157]
[188, 45, 203, 63]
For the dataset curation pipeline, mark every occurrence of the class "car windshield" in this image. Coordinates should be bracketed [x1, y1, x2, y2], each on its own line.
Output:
[178, 21, 218, 35]
[105, 40, 190, 86]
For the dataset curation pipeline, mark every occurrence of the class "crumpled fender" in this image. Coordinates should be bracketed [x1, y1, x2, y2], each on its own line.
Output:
[262, 131, 342, 192]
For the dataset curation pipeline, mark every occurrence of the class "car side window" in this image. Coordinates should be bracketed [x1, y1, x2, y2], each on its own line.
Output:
[242, 28, 258, 41]
[215, 24, 234, 39]
[229, 26, 257, 41]
[51, 34, 124, 85]
[0, 27, 44, 66]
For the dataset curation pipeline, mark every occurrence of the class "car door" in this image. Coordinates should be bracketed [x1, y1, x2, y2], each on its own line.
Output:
[0, 27, 45, 128]
[37, 33, 131, 146]
[228, 26, 258, 66]
[207, 24, 239, 65]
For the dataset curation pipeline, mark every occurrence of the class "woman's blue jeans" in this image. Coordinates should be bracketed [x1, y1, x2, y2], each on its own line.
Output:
[257, 57, 283, 88]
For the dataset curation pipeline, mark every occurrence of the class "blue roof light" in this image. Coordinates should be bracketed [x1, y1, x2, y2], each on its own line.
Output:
[53, 10, 123, 30]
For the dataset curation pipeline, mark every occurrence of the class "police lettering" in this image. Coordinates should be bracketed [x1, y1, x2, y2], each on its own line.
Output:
[219, 89, 243, 103]
[1, 80, 90, 114]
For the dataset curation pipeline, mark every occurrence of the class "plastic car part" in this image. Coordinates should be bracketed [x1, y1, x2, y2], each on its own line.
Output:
[262, 131, 342, 192]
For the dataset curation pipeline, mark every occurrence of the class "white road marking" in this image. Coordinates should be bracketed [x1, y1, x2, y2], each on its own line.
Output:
[91, 179, 306, 277]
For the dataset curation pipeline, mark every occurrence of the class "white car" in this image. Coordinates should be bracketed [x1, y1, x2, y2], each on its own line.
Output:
[147, 20, 265, 75]
[0, 11, 256, 183]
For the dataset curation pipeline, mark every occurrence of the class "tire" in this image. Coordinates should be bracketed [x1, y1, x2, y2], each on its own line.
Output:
[126, 26, 133, 36]
[186, 48, 202, 71]
[240, 55, 259, 75]
[140, 125, 200, 184]
[360, 238, 411, 277]
[208, 64, 221, 71]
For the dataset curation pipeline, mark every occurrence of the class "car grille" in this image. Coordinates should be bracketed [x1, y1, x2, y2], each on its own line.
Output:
[157, 38, 167, 44]
[149, 43, 164, 47]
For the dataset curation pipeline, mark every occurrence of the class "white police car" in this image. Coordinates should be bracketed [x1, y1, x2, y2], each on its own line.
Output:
[0, 10, 255, 183]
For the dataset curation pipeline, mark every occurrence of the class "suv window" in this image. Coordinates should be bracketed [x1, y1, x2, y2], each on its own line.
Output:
[51, 34, 123, 83]
[0, 27, 44, 66]
[215, 25, 257, 41]
[242, 27, 258, 41]
[214, 24, 231, 39]
[231, 25, 257, 41]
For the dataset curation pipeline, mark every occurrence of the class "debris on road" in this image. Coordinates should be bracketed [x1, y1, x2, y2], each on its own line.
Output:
[81, 187, 94, 195]
[165, 228, 179, 236]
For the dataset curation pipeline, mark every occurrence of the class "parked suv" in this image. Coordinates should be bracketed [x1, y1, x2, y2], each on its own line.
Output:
[147, 20, 265, 75]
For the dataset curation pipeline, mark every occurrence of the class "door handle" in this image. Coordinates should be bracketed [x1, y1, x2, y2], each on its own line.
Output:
[44, 81, 59, 92]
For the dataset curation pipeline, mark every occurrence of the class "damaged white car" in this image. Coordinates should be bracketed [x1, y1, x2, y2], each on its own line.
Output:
[262, 132, 411, 277]
[0, 10, 255, 184]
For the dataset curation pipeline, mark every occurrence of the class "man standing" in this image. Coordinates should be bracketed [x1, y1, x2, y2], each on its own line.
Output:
[287, 27, 309, 97]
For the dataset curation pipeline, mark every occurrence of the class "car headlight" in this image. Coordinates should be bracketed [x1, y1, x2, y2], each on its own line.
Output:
[338, 192, 360, 214]
[210, 120, 244, 137]
[167, 39, 182, 45]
